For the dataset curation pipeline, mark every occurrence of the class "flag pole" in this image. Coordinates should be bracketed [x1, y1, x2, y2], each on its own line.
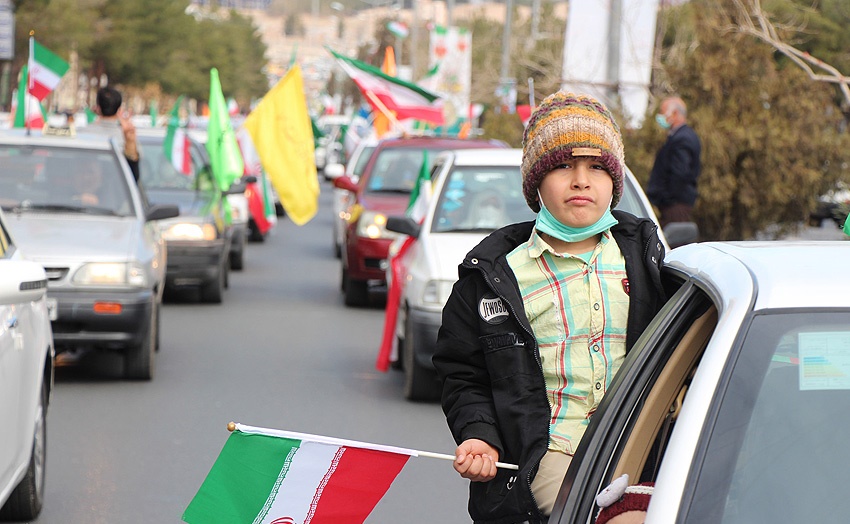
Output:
[226, 422, 520, 471]
[362, 89, 407, 136]
[26, 31, 34, 136]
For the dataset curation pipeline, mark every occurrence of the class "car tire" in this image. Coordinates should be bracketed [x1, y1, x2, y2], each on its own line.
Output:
[390, 335, 404, 370]
[230, 248, 244, 271]
[403, 310, 441, 401]
[154, 298, 161, 352]
[342, 267, 369, 307]
[201, 261, 225, 304]
[0, 380, 47, 521]
[249, 221, 266, 243]
[125, 300, 156, 380]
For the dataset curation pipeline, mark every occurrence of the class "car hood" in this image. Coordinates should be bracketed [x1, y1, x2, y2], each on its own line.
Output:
[423, 232, 489, 280]
[358, 192, 410, 215]
[5, 213, 138, 262]
[147, 189, 214, 217]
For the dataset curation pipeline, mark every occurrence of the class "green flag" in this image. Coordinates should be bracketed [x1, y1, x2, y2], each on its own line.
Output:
[406, 150, 430, 221]
[206, 67, 244, 192]
[843, 212, 850, 236]
[84, 107, 97, 124]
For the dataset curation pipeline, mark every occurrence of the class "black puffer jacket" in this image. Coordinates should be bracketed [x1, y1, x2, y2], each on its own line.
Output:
[432, 211, 665, 524]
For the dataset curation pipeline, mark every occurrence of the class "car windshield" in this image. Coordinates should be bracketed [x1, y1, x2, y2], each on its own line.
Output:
[0, 145, 134, 216]
[365, 148, 436, 193]
[432, 165, 534, 232]
[138, 137, 208, 191]
[351, 145, 375, 177]
[688, 310, 850, 523]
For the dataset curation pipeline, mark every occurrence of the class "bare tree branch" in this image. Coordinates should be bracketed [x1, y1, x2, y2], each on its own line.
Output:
[729, 0, 850, 106]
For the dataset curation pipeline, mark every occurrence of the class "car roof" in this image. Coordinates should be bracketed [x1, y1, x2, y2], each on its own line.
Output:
[373, 135, 506, 150]
[666, 241, 850, 310]
[0, 128, 115, 150]
[439, 148, 523, 166]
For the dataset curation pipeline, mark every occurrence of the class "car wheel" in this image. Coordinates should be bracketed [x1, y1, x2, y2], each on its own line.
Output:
[342, 267, 369, 307]
[154, 298, 161, 352]
[125, 300, 156, 380]
[403, 310, 441, 401]
[201, 261, 225, 304]
[391, 335, 404, 371]
[230, 248, 244, 271]
[0, 381, 47, 520]
[249, 222, 266, 243]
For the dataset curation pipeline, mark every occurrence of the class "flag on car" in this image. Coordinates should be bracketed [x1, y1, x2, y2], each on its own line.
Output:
[182, 424, 413, 524]
[244, 64, 319, 226]
[387, 21, 409, 39]
[27, 37, 69, 101]
[206, 68, 244, 192]
[164, 96, 192, 176]
[11, 65, 46, 129]
[328, 47, 444, 125]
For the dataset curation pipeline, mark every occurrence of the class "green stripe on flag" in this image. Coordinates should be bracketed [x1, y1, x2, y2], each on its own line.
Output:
[183, 432, 300, 524]
[33, 40, 70, 77]
[326, 47, 440, 103]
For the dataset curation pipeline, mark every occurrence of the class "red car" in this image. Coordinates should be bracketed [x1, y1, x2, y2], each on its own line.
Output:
[333, 136, 506, 306]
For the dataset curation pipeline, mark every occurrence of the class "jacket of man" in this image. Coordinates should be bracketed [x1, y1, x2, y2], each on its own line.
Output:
[647, 124, 701, 209]
[432, 211, 666, 524]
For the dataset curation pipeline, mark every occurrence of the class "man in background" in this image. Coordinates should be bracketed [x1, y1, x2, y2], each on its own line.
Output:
[646, 96, 701, 227]
[85, 86, 140, 182]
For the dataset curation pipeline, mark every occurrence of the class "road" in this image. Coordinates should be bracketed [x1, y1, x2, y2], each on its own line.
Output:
[41, 181, 472, 523]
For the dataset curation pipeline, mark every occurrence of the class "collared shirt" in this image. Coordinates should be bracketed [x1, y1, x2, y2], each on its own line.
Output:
[506, 229, 629, 454]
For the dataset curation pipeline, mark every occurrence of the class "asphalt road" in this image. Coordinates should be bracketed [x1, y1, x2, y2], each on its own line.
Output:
[41, 181, 472, 523]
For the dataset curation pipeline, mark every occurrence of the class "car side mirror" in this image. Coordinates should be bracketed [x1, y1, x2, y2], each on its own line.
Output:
[324, 163, 345, 180]
[243, 175, 258, 184]
[386, 216, 420, 239]
[664, 221, 699, 249]
[332, 174, 359, 193]
[146, 203, 180, 222]
[0, 260, 48, 304]
[226, 181, 247, 195]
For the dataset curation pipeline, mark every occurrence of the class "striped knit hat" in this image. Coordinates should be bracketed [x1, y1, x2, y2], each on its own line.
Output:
[521, 91, 625, 212]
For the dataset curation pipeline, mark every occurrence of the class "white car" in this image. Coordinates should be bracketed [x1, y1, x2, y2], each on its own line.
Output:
[385, 148, 688, 400]
[325, 137, 378, 258]
[550, 241, 850, 523]
[0, 209, 54, 520]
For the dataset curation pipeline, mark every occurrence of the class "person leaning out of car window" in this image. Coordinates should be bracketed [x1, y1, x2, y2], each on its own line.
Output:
[432, 92, 667, 524]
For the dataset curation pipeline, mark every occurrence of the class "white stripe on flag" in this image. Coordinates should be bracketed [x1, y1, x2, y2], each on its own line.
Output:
[257, 441, 340, 524]
[29, 65, 61, 93]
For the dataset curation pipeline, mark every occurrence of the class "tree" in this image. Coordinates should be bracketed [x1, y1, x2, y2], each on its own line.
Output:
[625, 0, 850, 240]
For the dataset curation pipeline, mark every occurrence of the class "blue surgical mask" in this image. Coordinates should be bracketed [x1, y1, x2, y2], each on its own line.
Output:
[535, 195, 618, 244]
[655, 113, 672, 130]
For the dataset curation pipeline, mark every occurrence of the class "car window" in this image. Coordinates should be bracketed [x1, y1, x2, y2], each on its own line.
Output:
[351, 145, 375, 177]
[0, 145, 134, 217]
[432, 165, 535, 232]
[138, 138, 199, 190]
[366, 148, 431, 193]
[687, 311, 850, 524]
[616, 174, 651, 220]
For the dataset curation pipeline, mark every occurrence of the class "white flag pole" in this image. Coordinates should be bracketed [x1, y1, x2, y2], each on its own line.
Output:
[26, 33, 34, 135]
[228, 422, 520, 471]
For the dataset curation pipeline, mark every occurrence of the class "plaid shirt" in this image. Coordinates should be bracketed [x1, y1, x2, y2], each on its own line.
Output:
[506, 229, 629, 454]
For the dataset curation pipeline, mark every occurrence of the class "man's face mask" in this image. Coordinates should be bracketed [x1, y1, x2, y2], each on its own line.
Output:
[655, 112, 672, 130]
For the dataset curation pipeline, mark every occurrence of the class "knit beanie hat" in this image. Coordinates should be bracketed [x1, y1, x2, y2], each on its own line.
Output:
[594, 475, 654, 524]
[521, 91, 625, 212]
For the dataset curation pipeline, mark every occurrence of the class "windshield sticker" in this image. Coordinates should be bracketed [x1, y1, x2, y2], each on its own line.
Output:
[798, 332, 850, 391]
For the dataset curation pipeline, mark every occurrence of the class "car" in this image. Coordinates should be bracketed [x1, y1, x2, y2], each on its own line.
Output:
[137, 129, 237, 303]
[332, 135, 508, 307]
[546, 241, 850, 523]
[0, 129, 179, 379]
[325, 136, 378, 258]
[0, 209, 54, 521]
[314, 114, 349, 176]
[384, 149, 681, 400]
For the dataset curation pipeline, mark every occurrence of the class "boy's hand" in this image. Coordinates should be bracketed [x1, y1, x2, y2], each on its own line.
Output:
[454, 439, 499, 482]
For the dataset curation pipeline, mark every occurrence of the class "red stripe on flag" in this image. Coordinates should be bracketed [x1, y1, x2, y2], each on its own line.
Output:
[180, 135, 193, 175]
[308, 447, 409, 524]
[28, 81, 51, 101]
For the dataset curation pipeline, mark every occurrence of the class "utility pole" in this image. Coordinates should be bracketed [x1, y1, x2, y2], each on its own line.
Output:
[411, 0, 419, 77]
[446, 0, 454, 28]
[605, 0, 622, 103]
[500, 0, 515, 113]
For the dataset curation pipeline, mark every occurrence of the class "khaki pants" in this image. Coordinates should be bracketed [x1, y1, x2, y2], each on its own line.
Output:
[530, 450, 573, 516]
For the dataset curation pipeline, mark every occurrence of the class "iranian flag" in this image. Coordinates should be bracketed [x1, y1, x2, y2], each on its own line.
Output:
[328, 47, 444, 125]
[11, 65, 46, 129]
[163, 97, 192, 175]
[183, 424, 413, 524]
[28, 38, 69, 101]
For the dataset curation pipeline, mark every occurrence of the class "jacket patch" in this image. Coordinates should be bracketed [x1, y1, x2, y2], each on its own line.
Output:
[622, 278, 630, 295]
[478, 295, 509, 324]
[481, 332, 526, 351]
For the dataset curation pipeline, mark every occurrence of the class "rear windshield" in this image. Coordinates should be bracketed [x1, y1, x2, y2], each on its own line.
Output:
[0, 145, 134, 217]
[364, 147, 438, 193]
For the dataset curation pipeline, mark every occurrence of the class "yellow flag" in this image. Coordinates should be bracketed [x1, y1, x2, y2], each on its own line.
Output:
[244, 65, 319, 225]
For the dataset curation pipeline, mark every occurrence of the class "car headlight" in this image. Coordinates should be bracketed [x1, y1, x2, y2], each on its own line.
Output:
[73, 262, 148, 287]
[356, 210, 400, 240]
[162, 222, 218, 241]
[422, 279, 455, 306]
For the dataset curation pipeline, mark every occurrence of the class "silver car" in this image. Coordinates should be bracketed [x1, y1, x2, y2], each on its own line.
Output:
[0, 130, 178, 380]
[551, 241, 850, 523]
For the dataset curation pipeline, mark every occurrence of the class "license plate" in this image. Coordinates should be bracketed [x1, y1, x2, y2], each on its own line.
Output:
[45, 298, 58, 321]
